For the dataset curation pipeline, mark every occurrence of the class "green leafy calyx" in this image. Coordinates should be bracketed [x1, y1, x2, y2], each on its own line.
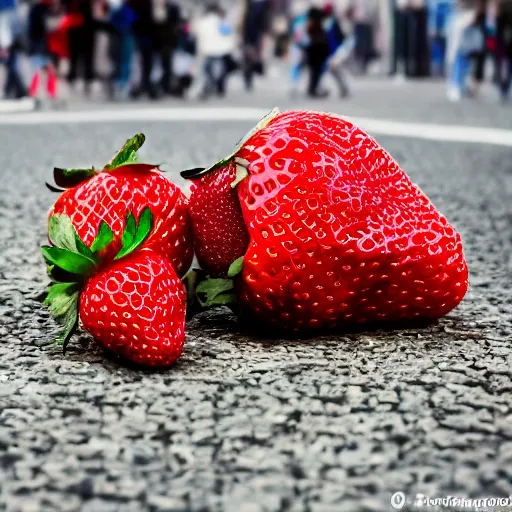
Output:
[227, 257, 244, 278]
[114, 207, 153, 260]
[192, 257, 243, 309]
[43, 214, 114, 349]
[41, 245, 96, 277]
[42, 207, 152, 351]
[90, 221, 114, 253]
[47, 214, 115, 268]
[47, 133, 147, 192]
[195, 278, 237, 307]
[105, 133, 146, 170]
[53, 167, 97, 189]
[44, 282, 80, 351]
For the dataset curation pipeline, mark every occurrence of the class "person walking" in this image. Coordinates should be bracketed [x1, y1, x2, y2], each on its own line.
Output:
[65, 0, 96, 96]
[288, 3, 308, 96]
[173, 15, 196, 97]
[322, 2, 344, 75]
[193, 3, 232, 100]
[326, 5, 356, 98]
[0, 0, 27, 99]
[446, 0, 482, 101]
[427, 0, 454, 77]
[108, 0, 136, 101]
[305, 6, 330, 98]
[496, 0, 512, 100]
[218, 6, 237, 95]
[27, 0, 60, 105]
[241, 0, 270, 91]
[152, 0, 180, 96]
[130, 0, 156, 99]
[352, 0, 378, 74]
[407, 0, 431, 77]
[391, 0, 409, 80]
[468, 0, 491, 96]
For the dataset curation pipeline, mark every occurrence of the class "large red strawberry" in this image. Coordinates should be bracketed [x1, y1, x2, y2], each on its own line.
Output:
[42, 209, 186, 367]
[183, 109, 468, 331]
[47, 134, 193, 277]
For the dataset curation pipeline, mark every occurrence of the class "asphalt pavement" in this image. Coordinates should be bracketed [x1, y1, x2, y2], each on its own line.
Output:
[1, 79, 512, 512]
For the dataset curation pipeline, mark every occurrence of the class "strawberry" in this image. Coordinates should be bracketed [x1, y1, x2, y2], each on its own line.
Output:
[187, 165, 249, 277]
[42, 208, 186, 367]
[182, 109, 468, 331]
[80, 250, 185, 367]
[47, 134, 193, 277]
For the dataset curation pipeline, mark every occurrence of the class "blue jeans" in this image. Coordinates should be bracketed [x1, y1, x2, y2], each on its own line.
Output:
[202, 56, 227, 97]
[451, 53, 471, 92]
[116, 33, 134, 90]
[289, 44, 304, 86]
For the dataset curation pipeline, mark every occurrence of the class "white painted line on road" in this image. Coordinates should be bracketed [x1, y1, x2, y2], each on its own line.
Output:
[0, 107, 270, 124]
[348, 116, 512, 148]
[0, 98, 37, 113]
[0, 107, 511, 147]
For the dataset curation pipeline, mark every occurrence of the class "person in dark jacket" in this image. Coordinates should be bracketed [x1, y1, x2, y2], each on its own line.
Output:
[306, 7, 330, 98]
[241, 0, 270, 90]
[469, 0, 489, 95]
[129, 0, 181, 98]
[65, 0, 96, 95]
[496, 1, 512, 100]
[152, 1, 181, 95]
[130, 0, 155, 98]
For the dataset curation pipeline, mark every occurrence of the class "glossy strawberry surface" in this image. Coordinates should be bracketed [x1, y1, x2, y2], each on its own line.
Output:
[189, 165, 250, 277]
[234, 111, 468, 329]
[80, 250, 186, 367]
[50, 164, 193, 277]
[187, 110, 468, 331]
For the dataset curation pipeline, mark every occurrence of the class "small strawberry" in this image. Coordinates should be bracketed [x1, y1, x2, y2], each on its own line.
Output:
[80, 250, 185, 367]
[183, 109, 468, 331]
[186, 165, 249, 277]
[42, 209, 186, 367]
[182, 112, 277, 277]
[47, 134, 193, 277]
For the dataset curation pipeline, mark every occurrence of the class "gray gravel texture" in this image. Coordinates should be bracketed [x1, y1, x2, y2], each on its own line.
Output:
[0, 119, 512, 512]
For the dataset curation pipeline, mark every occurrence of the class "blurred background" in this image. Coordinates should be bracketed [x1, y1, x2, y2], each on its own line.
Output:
[0, 0, 511, 109]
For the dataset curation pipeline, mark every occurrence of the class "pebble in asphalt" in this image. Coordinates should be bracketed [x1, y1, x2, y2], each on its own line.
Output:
[0, 114, 511, 512]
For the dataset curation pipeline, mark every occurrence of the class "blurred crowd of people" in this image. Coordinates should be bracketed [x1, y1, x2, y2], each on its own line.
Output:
[0, 0, 272, 103]
[442, 0, 512, 101]
[0, 0, 511, 105]
[289, 2, 383, 98]
[289, 0, 512, 102]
